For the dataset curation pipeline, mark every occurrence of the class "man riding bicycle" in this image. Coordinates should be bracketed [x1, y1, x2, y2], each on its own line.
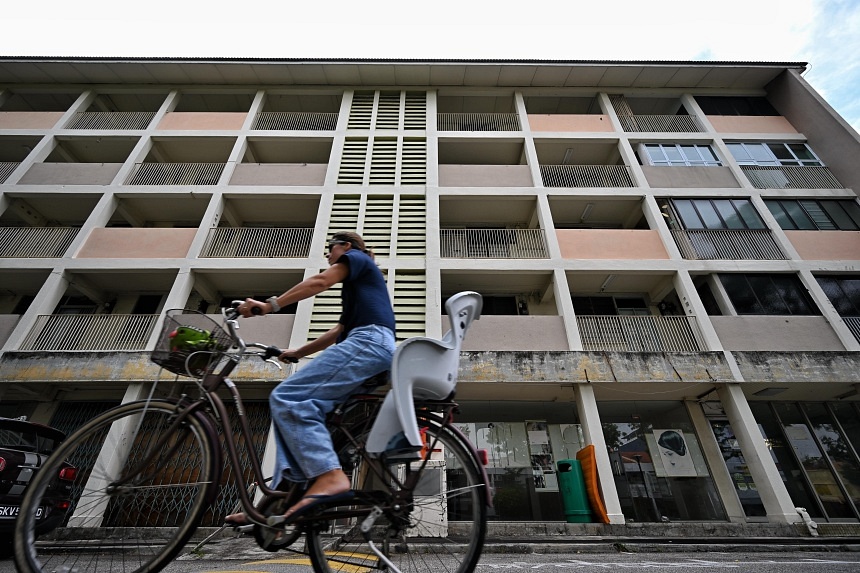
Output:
[227, 231, 396, 524]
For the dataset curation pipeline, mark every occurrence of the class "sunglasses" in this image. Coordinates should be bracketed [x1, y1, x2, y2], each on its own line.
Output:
[327, 240, 350, 249]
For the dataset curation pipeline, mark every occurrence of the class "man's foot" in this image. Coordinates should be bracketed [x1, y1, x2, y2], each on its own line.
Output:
[283, 468, 351, 521]
[224, 512, 249, 526]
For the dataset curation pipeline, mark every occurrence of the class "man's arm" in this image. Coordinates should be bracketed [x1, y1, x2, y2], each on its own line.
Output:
[238, 262, 349, 317]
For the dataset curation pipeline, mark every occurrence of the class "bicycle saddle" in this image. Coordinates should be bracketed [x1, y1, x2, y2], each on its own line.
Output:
[366, 291, 482, 457]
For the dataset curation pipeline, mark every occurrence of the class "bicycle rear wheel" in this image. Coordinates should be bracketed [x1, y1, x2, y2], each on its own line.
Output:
[307, 417, 487, 573]
[14, 399, 220, 573]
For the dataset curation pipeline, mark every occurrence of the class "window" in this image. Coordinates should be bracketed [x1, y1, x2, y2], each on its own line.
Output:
[669, 198, 765, 230]
[765, 199, 860, 230]
[719, 274, 819, 315]
[641, 144, 721, 166]
[727, 143, 823, 167]
[816, 276, 860, 317]
[696, 96, 779, 116]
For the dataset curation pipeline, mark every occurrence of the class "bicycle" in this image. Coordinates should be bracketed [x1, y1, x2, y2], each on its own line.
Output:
[14, 291, 489, 573]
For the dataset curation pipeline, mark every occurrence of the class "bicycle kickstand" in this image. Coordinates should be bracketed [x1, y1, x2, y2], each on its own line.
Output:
[360, 506, 402, 573]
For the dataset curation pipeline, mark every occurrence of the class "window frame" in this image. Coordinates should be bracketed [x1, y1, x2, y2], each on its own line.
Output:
[765, 199, 860, 231]
[642, 143, 722, 167]
[670, 198, 766, 230]
[727, 142, 824, 167]
[718, 273, 821, 316]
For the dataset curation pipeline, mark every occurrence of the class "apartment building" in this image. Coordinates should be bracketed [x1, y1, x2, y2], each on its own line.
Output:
[1, 57, 859, 529]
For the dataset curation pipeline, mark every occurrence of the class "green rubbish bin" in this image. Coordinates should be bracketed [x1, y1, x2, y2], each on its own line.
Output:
[556, 459, 593, 523]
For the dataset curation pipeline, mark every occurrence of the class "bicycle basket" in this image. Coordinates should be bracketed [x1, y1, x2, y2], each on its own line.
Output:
[151, 310, 232, 378]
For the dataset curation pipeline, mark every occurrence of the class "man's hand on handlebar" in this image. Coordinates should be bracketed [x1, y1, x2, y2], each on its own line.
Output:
[237, 298, 269, 317]
[278, 349, 301, 364]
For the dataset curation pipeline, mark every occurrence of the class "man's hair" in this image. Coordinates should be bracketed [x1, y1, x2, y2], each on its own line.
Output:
[331, 231, 374, 257]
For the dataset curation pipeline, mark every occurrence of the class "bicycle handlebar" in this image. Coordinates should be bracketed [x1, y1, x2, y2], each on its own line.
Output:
[222, 301, 298, 364]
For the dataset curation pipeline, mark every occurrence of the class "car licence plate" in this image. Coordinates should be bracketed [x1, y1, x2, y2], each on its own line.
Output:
[0, 505, 46, 519]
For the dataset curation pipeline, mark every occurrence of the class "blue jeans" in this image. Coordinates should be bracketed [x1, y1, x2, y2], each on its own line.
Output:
[269, 324, 395, 486]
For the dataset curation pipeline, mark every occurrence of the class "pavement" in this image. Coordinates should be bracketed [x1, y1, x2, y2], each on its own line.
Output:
[182, 521, 860, 561]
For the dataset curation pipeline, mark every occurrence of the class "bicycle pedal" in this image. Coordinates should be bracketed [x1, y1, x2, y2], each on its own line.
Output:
[235, 524, 255, 534]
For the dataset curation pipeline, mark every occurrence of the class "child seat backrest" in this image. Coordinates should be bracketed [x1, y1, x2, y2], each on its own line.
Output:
[365, 291, 482, 455]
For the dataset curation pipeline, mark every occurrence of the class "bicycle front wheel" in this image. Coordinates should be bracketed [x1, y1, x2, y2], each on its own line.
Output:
[14, 399, 220, 573]
[307, 417, 488, 573]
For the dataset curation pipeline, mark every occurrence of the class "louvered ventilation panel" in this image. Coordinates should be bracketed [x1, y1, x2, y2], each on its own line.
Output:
[376, 92, 401, 130]
[306, 283, 343, 342]
[328, 194, 361, 234]
[338, 138, 369, 185]
[393, 271, 426, 340]
[363, 195, 394, 257]
[400, 138, 426, 185]
[396, 195, 426, 258]
[369, 138, 397, 185]
[348, 92, 375, 129]
[404, 92, 426, 130]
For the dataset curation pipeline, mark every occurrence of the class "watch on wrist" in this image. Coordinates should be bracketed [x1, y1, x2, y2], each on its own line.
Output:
[266, 296, 281, 313]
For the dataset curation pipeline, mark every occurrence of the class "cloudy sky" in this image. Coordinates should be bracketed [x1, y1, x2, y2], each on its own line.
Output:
[3, 0, 858, 132]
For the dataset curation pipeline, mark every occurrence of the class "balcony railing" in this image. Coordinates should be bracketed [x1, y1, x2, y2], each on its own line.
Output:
[252, 112, 338, 130]
[0, 162, 20, 183]
[66, 112, 156, 130]
[540, 165, 636, 188]
[0, 226, 80, 258]
[437, 113, 521, 131]
[740, 165, 843, 189]
[670, 229, 787, 260]
[19, 314, 159, 351]
[576, 315, 704, 352]
[440, 228, 549, 258]
[844, 316, 860, 343]
[127, 163, 226, 185]
[617, 115, 704, 133]
[200, 227, 314, 258]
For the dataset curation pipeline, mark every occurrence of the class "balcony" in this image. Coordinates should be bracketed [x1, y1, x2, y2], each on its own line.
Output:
[229, 137, 332, 186]
[845, 317, 860, 343]
[740, 165, 843, 189]
[558, 229, 669, 260]
[785, 230, 860, 261]
[438, 139, 531, 187]
[66, 112, 156, 130]
[18, 136, 138, 186]
[200, 227, 314, 258]
[0, 111, 64, 129]
[252, 112, 338, 130]
[707, 115, 797, 134]
[576, 315, 704, 352]
[541, 165, 635, 188]
[127, 162, 226, 185]
[0, 226, 80, 258]
[528, 115, 612, 132]
[0, 90, 80, 129]
[19, 313, 159, 351]
[439, 228, 548, 259]
[670, 229, 786, 260]
[76, 228, 196, 258]
[709, 316, 845, 351]
[0, 162, 19, 183]
[437, 113, 520, 131]
[609, 95, 703, 133]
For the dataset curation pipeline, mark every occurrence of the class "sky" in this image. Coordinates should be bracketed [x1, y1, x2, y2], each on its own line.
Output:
[2, 0, 858, 132]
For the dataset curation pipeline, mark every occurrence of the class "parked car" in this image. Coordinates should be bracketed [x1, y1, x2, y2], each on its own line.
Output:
[0, 417, 76, 555]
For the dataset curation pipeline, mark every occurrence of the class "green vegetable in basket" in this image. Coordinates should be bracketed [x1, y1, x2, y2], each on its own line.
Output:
[169, 326, 217, 352]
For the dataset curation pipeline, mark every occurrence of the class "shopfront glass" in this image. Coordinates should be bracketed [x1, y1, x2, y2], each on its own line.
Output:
[599, 401, 727, 522]
[709, 420, 767, 517]
[456, 401, 583, 521]
[749, 401, 860, 521]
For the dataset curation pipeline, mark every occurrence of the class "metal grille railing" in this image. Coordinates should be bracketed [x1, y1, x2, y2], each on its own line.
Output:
[0, 226, 79, 258]
[617, 115, 704, 132]
[740, 165, 843, 189]
[19, 314, 159, 351]
[844, 317, 860, 343]
[437, 113, 521, 131]
[199, 227, 314, 258]
[127, 163, 225, 185]
[576, 315, 704, 352]
[670, 229, 787, 260]
[67, 112, 156, 130]
[252, 112, 338, 130]
[540, 165, 636, 188]
[0, 162, 20, 183]
[440, 228, 549, 258]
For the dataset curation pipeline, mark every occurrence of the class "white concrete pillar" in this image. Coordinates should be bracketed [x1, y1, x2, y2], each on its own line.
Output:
[574, 383, 625, 524]
[716, 383, 800, 524]
[684, 399, 747, 522]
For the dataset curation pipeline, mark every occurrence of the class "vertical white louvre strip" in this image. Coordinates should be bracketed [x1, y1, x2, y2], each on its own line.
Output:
[393, 271, 426, 340]
[338, 138, 369, 185]
[0, 227, 80, 258]
[20, 314, 160, 351]
[376, 92, 401, 130]
[400, 138, 427, 185]
[396, 196, 427, 258]
[369, 138, 397, 185]
[404, 92, 426, 130]
[364, 195, 394, 257]
[348, 92, 374, 129]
